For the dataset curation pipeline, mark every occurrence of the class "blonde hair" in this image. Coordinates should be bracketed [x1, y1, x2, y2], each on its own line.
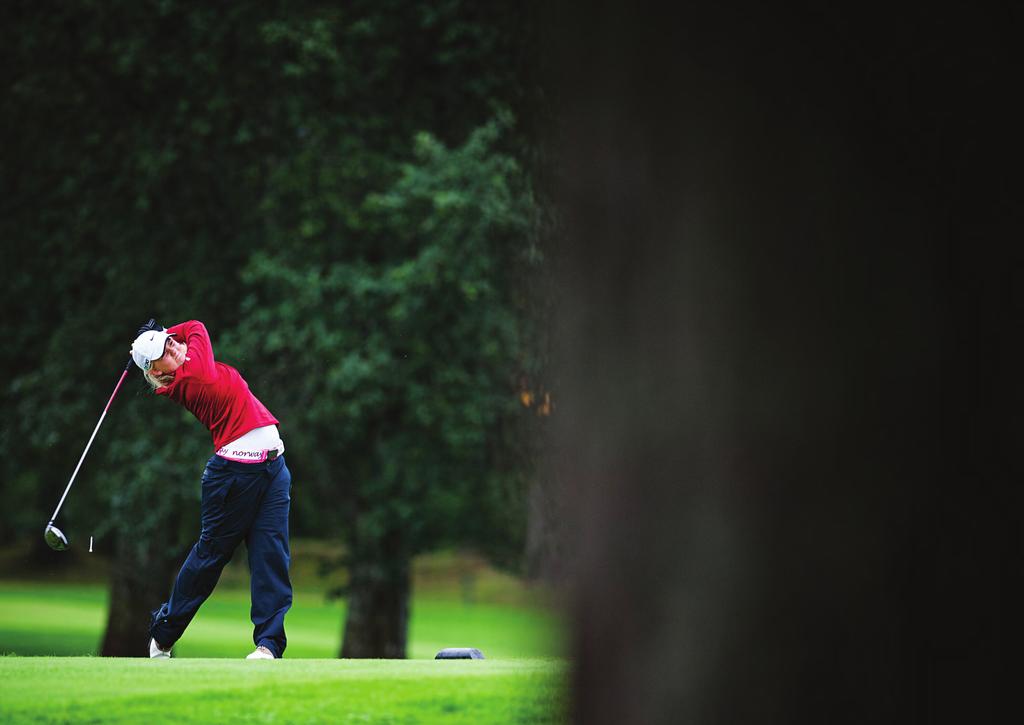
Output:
[144, 369, 175, 390]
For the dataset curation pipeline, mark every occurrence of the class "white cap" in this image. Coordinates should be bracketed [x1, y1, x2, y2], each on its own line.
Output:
[131, 329, 172, 371]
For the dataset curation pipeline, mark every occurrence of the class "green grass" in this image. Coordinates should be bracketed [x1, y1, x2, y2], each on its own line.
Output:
[0, 545, 568, 722]
[0, 582, 564, 660]
[0, 542, 566, 659]
[0, 657, 567, 724]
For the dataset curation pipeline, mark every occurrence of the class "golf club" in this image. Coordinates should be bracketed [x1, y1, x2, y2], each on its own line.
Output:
[44, 356, 135, 551]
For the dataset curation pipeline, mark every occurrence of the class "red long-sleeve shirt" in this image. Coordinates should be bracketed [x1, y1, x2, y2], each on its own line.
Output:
[155, 320, 278, 450]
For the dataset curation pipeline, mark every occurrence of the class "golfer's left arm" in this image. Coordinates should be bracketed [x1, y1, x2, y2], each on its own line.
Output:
[165, 320, 216, 381]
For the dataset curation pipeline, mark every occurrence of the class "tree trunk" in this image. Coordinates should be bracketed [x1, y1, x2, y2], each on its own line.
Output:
[100, 532, 179, 656]
[340, 546, 410, 659]
[549, 4, 1015, 723]
[525, 473, 562, 583]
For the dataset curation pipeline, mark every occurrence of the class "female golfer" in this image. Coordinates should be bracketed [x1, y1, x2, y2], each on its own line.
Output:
[131, 319, 292, 660]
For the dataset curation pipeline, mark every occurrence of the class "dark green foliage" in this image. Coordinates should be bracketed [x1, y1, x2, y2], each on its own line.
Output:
[236, 114, 540, 578]
[1, 0, 545, 656]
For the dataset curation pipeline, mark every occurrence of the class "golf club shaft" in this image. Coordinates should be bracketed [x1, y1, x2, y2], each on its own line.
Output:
[48, 358, 133, 523]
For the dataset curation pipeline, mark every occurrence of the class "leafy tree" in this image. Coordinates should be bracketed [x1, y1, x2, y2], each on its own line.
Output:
[234, 115, 541, 656]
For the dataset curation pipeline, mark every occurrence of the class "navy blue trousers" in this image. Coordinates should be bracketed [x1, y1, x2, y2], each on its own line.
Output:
[150, 454, 293, 657]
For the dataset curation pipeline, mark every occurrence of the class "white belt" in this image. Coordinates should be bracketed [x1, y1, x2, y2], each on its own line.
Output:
[216, 425, 284, 463]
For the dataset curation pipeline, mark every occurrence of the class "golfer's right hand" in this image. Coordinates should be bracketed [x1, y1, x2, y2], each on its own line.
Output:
[136, 318, 164, 337]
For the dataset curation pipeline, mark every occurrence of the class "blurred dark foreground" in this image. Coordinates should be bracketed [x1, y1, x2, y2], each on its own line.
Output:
[547, 4, 1020, 723]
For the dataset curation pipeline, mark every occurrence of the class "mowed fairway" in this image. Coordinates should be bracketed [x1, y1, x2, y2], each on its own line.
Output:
[0, 546, 567, 722]
[0, 657, 566, 724]
[0, 583, 563, 660]
[0, 545, 565, 660]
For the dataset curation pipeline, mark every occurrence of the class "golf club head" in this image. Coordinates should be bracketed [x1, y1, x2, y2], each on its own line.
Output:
[44, 524, 69, 551]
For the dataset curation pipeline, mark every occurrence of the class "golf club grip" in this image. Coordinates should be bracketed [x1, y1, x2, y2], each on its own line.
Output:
[47, 359, 134, 522]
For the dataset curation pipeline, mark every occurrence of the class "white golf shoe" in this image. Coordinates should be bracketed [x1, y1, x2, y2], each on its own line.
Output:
[149, 638, 171, 659]
[246, 645, 275, 660]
